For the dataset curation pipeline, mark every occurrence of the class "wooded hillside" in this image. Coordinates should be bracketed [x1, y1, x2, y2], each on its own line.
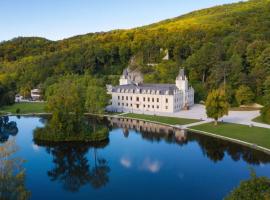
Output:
[0, 0, 270, 106]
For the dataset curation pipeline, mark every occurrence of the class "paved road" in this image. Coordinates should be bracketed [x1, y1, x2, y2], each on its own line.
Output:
[128, 104, 270, 129]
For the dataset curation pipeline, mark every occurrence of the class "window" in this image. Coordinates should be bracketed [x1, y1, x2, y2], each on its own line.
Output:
[152, 105, 154, 109]
[152, 98, 154, 102]
[148, 98, 150, 102]
[157, 105, 159, 109]
[143, 105, 145, 108]
[143, 97, 145, 102]
[136, 97, 139, 101]
[136, 104, 139, 108]
[130, 97, 132, 101]
[157, 98, 159, 103]
[126, 103, 128, 107]
[122, 96, 124, 100]
[148, 105, 150, 108]
[118, 96, 120, 100]
[130, 104, 132, 107]
[118, 103, 120, 106]
[126, 96, 128, 100]
[122, 103, 124, 106]
[165, 106, 168, 110]
[166, 98, 168, 103]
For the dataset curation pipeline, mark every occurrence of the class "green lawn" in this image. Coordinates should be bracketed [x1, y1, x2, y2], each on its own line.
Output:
[122, 113, 200, 125]
[252, 116, 270, 125]
[190, 122, 270, 149]
[0, 102, 46, 114]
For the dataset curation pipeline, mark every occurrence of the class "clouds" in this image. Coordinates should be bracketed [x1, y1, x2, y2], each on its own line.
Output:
[120, 156, 162, 173]
[120, 157, 132, 168]
[140, 158, 162, 173]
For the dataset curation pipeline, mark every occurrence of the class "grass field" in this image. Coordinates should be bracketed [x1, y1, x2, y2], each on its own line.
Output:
[190, 122, 270, 149]
[122, 113, 200, 125]
[252, 116, 270, 125]
[0, 102, 46, 114]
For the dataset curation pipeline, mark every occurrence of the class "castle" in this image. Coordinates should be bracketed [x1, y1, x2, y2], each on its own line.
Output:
[108, 68, 194, 114]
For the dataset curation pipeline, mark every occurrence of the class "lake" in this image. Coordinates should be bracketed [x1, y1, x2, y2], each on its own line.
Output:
[1, 116, 270, 200]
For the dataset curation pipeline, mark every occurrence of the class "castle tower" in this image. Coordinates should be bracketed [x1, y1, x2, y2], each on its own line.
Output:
[119, 69, 132, 85]
[175, 68, 188, 91]
[176, 68, 189, 109]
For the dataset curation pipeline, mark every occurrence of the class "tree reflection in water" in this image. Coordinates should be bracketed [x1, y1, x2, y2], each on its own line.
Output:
[34, 118, 111, 192]
[0, 139, 30, 200]
[0, 116, 18, 143]
[109, 117, 270, 165]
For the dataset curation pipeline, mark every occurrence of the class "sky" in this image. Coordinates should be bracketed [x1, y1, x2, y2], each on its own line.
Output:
[0, 0, 243, 42]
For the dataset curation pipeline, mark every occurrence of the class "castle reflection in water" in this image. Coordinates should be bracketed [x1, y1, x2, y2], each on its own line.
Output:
[108, 117, 187, 143]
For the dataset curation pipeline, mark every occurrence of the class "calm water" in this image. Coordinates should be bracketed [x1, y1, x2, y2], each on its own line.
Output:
[1, 116, 270, 200]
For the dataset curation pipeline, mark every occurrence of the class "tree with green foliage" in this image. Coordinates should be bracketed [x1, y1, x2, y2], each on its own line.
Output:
[45, 78, 85, 133]
[225, 169, 270, 200]
[85, 86, 109, 114]
[1, 0, 270, 106]
[235, 85, 255, 106]
[205, 89, 229, 125]
[263, 76, 270, 104]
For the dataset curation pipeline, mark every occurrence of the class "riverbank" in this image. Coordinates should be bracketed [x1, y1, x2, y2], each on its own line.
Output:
[189, 122, 270, 151]
[1, 107, 270, 154]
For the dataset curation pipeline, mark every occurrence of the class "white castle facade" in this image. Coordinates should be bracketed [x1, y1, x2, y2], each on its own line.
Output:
[108, 68, 194, 113]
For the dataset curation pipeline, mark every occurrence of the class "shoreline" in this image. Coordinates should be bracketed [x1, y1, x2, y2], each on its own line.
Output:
[2, 113, 270, 155]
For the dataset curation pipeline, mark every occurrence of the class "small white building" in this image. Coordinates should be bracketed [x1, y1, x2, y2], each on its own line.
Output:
[15, 94, 24, 102]
[108, 68, 194, 113]
[31, 89, 42, 101]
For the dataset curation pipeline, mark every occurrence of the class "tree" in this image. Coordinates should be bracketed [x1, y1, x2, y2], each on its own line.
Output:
[225, 169, 270, 200]
[85, 86, 109, 114]
[205, 89, 229, 125]
[235, 85, 255, 106]
[263, 76, 270, 104]
[46, 78, 85, 133]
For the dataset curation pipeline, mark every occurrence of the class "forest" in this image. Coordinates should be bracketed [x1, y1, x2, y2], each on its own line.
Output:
[0, 0, 270, 118]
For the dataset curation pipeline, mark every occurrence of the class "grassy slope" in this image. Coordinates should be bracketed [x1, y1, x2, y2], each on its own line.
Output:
[253, 115, 270, 125]
[190, 122, 270, 149]
[0, 102, 46, 114]
[122, 113, 199, 125]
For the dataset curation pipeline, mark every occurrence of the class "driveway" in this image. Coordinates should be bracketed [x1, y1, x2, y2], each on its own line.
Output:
[133, 104, 270, 129]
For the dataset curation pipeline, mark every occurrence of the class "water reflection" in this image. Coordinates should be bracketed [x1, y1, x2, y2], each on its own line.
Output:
[35, 137, 110, 192]
[188, 133, 270, 165]
[0, 139, 30, 199]
[109, 117, 188, 144]
[140, 158, 162, 173]
[0, 116, 18, 143]
[109, 117, 270, 165]
[30, 116, 270, 195]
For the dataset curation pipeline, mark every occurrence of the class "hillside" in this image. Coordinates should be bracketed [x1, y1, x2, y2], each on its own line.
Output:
[0, 0, 270, 106]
